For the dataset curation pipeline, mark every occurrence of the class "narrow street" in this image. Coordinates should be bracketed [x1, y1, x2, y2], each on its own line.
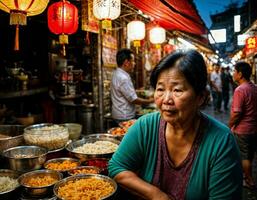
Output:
[201, 104, 257, 200]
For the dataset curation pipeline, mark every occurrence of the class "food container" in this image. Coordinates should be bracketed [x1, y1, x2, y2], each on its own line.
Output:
[18, 169, 62, 197]
[66, 134, 120, 161]
[107, 127, 127, 140]
[118, 119, 136, 130]
[44, 157, 80, 175]
[68, 166, 100, 176]
[0, 169, 21, 199]
[54, 174, 117, 200]
[2, 146, 48, 172]
[24, 123, 69, 151]
[60, 123, 82, 141]
[0, 125, 25, 153]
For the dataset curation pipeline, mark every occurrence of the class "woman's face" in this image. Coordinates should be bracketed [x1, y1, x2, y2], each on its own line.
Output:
[154, 67, 202, 125]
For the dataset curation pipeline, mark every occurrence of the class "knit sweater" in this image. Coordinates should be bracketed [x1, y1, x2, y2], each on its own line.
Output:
[108, 112, 243, 200]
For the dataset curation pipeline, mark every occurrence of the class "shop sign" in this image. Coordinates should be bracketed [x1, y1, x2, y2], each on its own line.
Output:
[81, 0, 99, 33]
[245, 36, 257, 56]
[102, 34, 117, 67]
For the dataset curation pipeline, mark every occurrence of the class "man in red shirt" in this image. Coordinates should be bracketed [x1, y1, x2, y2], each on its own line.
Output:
[229, 61, 257, 189]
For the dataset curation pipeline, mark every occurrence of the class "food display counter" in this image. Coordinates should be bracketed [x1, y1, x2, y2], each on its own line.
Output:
[0, 124, 129, 200]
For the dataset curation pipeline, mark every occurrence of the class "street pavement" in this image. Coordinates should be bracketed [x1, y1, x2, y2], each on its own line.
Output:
[201, 104, 257, 200]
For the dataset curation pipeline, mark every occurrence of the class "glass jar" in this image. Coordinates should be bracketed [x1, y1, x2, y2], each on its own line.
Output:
[24, 123, 69, 151]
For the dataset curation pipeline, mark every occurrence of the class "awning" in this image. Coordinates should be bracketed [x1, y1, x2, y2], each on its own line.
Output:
[128, 0, 208, 36]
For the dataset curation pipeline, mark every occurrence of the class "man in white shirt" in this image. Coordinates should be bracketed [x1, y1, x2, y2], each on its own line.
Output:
[111, 48, 153, 123]
[210, 64, 222, 113]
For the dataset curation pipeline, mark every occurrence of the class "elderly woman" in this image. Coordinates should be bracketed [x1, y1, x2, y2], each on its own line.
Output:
[108, 50, 242, 200]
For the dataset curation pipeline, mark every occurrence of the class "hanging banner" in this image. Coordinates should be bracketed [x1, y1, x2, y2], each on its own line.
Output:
[245, 36, 257, 56]
[81, 0, 99, 33]
[102, 34, 117, 67]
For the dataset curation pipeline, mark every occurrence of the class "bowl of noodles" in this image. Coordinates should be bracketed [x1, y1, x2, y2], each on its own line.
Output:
[0, 169, 21, 198]
[54, 174, 117, 200]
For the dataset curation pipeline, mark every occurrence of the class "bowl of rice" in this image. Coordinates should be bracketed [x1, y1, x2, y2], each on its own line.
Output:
[66, 134, 120, 161]
[54, 174, 117, 200]
[0, 169, 21, 198]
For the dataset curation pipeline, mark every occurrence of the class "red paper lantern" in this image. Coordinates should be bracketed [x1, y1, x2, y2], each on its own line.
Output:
[47, 0, 78, 56]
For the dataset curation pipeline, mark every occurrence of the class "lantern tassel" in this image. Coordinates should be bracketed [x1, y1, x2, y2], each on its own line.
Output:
[14, 25, 19, 51]
[62, 44, 66, 57]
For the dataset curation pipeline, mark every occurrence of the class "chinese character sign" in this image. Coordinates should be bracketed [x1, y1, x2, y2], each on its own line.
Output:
[245, 36, 257, 56]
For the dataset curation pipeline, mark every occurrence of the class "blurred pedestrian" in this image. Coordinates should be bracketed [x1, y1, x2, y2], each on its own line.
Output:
[210, 64, 222, 113]
[229, 61, 257, 189]
[220, 67, 232, 111]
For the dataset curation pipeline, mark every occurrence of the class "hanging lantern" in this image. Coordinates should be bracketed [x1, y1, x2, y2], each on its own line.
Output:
[0, 0, 49, 51]
[149, 27, 166, 49]
[127, 20, 145, 53]
[48, 0, 78, 57]
[93, 0, 121, 29]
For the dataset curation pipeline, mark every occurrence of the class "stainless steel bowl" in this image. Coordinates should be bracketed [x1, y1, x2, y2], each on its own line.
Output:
[107, 127, 126, 140]
[0, 125, 25, 153]
[0, 169, 21, 198]
[2, 146, 48, 172]
[66, 134, 120, 161]
[53, 174, 117, 200]
[18, 169, 62, 197]
[67, 166, 100, 176]
[44, 157, 80, 173]
[60, 123, 82, 141]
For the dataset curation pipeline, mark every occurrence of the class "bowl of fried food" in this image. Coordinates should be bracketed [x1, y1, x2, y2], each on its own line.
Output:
[18, 169, 62, 197]
[67, 166, 100, 176]
[54, 174, 117, 200]
[44, 157, 80, 175]
[107, 127, 127, 140]
[118, 119, 136, 130]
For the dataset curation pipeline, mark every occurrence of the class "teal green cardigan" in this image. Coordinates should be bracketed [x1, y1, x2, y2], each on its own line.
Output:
[108, 112, 243, 200]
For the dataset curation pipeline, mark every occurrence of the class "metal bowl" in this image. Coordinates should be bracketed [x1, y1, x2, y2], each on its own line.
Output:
[118, 119, 136, 129]
[53, 174, 117, 200]
[44, 157, 80, 173]
[0, 125, 25, 153]
[18, 169, 62, 197]
[107, 127, 126, 140]
[2, 146, 48, 172]
[0, 169, 21, 198]
[66, 134, 120, 161]
[67, 166, 100, 176]
[60, 123, 82, 141]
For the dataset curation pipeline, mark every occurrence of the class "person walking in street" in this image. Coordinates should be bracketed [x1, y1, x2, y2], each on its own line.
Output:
[210, 64, 222, 113]
[109, 50, 242, 200]
[111, 48, 153, 124]
[229, 61, 257, 189]
[221, 67, 233, 111]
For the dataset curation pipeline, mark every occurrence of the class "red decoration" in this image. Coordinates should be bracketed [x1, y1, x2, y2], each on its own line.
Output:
[245, 36, 257, 56]
[47, 0, 78, 56]
[48, 1, 78, 34]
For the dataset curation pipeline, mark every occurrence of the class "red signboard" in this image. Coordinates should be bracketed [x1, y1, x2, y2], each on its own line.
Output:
[245, 36, 257, 56]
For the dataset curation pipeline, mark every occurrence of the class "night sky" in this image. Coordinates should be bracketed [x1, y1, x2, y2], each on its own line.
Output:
[194, 0, 246, 28]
